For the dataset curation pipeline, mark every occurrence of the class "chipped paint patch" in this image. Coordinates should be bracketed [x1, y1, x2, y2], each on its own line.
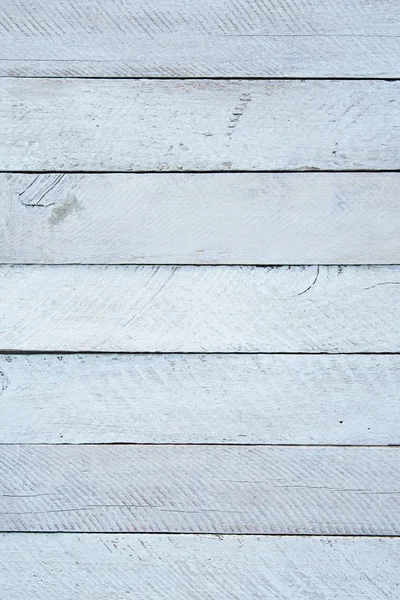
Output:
[0, 370, 10, 394]
[49, 195, 83, 226]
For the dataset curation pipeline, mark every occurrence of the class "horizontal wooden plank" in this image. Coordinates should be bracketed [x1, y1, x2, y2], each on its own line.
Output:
[0, 354, 399, 445]
[1, 534, 398, 600]
[1, 0, 400, 77]
[0, 446, 399, 534]
[2, 173, 400, 264]
[1, 80, 399, 171]
[0, 265, 399, 352]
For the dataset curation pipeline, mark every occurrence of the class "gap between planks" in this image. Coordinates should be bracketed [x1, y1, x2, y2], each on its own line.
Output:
[0, 265, 400, 268]
[2, 351, 400, 355]
[0, 444, 398, 448]
[0, 77, 399, 81]
[0, 529, 400, 541]
[2, 170, 400, 174]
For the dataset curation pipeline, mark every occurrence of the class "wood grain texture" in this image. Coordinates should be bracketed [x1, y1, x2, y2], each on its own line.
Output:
[2, 172, 400, 265]
[1, 79, 399, 171]
[0, 353, 399, 445]
[1, 0, 400, 77]
[0, 445, 399, 534]
[0, 265, 399, 352]
[1, 534, 399, 600]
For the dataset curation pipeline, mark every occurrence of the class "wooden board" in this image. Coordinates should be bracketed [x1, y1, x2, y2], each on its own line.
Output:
[0, 445, 399, 534]
[1, 79, 399, 172]
[0, 353, 399, 445]
[1, 534, 398, 600]
[1, 0, 400, 78]
[0, 265, 399, 352]
[2, 172, 400, 265]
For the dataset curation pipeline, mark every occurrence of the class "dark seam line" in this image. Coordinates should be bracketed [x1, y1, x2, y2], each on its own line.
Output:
[0, 350, 400, 355]
[0, 75, 398, 81]
[1, 263, 400, 267]
[0, 263, 389, 266]
[1, 169, 400, 174]
[0, 531, 399, 538]
[0, 350, 400, 356]
[0, 443, 398, 448]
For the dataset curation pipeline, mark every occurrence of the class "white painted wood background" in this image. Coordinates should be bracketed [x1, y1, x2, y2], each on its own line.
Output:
[1, 535, 398, 600]
[0, 354, 398, 445]
[1, 445, 399, 534]
[0, 265, 399, 352]
[1, 0, 400, 78]
[1, 173, 400, 264]
[1, 0, 399, 596]
[1, 79, 399, 171]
